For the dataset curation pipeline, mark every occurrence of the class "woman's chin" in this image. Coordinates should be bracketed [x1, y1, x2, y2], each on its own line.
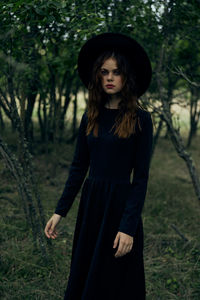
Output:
[104, 90, 118, 95]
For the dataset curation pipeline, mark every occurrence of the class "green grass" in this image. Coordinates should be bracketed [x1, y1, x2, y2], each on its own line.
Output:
[144, 135, 200, 299]
[0, 118, 200, 299]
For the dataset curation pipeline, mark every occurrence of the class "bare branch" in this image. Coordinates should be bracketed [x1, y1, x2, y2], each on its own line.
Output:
[170, 66, 200, 87]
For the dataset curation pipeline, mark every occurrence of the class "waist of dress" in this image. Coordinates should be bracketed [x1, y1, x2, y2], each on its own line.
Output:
[86, 175, 131, 184]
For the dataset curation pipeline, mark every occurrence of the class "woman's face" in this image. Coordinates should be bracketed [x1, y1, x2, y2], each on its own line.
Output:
[100, 57, 123, 95]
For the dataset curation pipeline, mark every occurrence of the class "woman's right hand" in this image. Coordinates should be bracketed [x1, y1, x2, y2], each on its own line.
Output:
[44, 213, 62, 239]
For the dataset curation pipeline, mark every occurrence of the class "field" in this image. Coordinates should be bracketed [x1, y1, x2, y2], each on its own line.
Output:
[0, 103, 200, 299]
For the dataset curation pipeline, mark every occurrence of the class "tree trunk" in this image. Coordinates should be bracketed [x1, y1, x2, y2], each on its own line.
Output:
[0, 106, 5, 130]
[156, 41, 200, 204]
[186, 86, 200, 148]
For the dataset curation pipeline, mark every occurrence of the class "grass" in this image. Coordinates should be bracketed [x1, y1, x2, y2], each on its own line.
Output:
[144, 134, 200, 299]
[0, 113, 200, 299]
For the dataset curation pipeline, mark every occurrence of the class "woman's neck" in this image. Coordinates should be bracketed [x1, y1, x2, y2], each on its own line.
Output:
[105, 95, 122, 109]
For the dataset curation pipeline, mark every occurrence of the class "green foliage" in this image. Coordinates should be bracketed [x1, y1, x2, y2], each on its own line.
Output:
[0, 0, 199, 100]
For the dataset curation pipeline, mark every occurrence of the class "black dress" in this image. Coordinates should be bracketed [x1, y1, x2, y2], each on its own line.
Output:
[54, 106, 153, 300]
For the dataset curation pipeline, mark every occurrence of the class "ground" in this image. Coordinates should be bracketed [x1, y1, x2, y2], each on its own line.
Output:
[0, 115, 200, 299]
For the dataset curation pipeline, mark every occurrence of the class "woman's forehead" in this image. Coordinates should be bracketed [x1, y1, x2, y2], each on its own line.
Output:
[101, 57, 118, 69]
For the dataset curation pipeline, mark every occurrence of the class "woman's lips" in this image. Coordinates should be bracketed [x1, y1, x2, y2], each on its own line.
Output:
[106, 85, 115, 88]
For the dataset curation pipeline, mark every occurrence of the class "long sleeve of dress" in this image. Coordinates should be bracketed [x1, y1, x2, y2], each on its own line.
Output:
[118, 111, 153, 237]
[54, 111, 90, 217]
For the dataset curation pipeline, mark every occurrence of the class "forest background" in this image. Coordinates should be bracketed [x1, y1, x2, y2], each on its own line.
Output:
[0, 0, 200, 299]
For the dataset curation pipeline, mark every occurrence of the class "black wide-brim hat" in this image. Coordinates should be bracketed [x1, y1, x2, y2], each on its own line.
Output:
[77, 32, 152, 98]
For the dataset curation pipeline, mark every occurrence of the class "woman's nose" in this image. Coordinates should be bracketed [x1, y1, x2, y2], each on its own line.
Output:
[107, 72, 113, 80]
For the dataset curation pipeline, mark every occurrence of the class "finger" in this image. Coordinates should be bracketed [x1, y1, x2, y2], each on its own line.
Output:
[52, 231, 58, 239]
[44, 222, 49, 233]
[125, 245, 132, 254]
[45, 223, 51, 238]
[115, 249, 122, 258]
[126, 246, 131, 253]
[116, 241, 132, 257]
[50, 229, 58, 238]
[121, 243, 129, 257]
[114, 244, 121, 257]
[115, 241, 125, 258]
[113, 233, 120, 248]
[45, 230, 50, 238]
[49, 224, 56, 235]
[50, 232, 56, 239]
[48, 229, 55, 238]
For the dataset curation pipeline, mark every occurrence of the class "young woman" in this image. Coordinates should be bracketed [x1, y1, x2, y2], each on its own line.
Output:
[44, 32, 153, 300]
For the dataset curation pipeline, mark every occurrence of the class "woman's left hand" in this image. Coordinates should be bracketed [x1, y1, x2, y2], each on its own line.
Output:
[113, 231, 134, 258]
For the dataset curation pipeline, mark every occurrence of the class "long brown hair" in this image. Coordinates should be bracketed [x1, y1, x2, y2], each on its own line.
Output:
[85, 50, 144, 138]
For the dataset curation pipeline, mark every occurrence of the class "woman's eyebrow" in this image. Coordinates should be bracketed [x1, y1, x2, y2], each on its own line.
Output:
[100, 67, 119, 71]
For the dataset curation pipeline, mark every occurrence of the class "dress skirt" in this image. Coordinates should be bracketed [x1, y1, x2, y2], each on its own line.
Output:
[64, 176, 146, 300]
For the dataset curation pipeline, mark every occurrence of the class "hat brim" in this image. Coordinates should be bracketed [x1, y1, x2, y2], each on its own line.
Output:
[77, 32, 152, 98]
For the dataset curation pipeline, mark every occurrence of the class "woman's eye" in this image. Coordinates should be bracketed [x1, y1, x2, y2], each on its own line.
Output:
[101, 70, 107, 75]
[114, 70, 121, 75]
